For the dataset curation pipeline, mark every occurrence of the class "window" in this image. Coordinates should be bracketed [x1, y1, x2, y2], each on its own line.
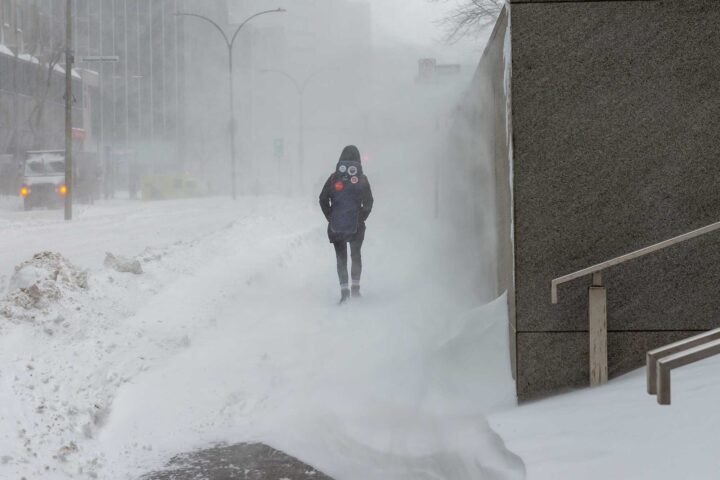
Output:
[2, 0, 11, 28]
[48, 160, 65, 174]
[15, 3, 23, 33]
[24, 155, 66, 176]
[0, 55, 9, 87]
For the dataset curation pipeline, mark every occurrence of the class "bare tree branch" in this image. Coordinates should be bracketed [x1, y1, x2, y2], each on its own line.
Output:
[431, 0, 504, 43]
[23, 7, 66, 147]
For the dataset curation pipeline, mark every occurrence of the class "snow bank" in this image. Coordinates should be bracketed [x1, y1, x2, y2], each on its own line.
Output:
[490, 358, 720, 479]
[0, 198, 337, 479]
[0, 246, 209, 478]
[17, 53, 40, 64]
[275, 296, 524, 480]
[88, 221, 523, 480]
[104, 252, 143, 275]
[421, 296, 516, 414]
[1, 252, 88, 321]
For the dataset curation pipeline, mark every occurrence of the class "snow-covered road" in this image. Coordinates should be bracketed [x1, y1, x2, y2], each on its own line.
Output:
[0, 194, 522, 479]
[0, 195, 262, 278]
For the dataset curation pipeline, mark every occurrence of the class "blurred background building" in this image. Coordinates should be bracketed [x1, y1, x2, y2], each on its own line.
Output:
[229, 0, 372, 192]
[72, 0, 186, 184]
[0, 0, 86, 194]
[0, 0, 372, 196]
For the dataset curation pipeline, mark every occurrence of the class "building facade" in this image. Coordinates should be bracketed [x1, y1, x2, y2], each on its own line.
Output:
[1, 0, 371, 195]
[471, 0, 720, 400]
[1, 0, 198, 192]
[72, 0, 186, 176]
[0, 0, 86, 194]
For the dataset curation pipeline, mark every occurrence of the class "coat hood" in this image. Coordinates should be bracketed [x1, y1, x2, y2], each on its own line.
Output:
[338, 145, 361, 164]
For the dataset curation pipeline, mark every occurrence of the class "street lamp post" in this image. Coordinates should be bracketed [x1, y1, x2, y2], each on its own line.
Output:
[175, 8, 286, 200]
[259, 69, 323, 188]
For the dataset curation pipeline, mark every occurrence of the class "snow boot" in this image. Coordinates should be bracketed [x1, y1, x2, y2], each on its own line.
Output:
[339, 288, 351, 305]
[351, 285, 362, 298]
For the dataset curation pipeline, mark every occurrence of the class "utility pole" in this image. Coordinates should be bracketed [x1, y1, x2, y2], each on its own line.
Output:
[65, 0, 74, 221]
[149, 0, 155, 145]
[99, 0, 105, 179]
[111, 0, 118, 152]
[161, 0, 167, 135]
[136, 0, 142, 141]
[124, 0, 130, 149]
[298, 94, 305, 186]
[174, 0, 181, 166]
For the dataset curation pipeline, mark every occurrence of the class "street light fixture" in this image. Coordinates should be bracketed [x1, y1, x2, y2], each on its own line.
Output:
[259, 69, 325, 188]
[175, 8, 286, 200]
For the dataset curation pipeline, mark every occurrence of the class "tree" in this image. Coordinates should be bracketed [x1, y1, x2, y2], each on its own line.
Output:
[24, 4, 66, 150]
[0, 2, 66, 159]
[432, 0, 503, 43]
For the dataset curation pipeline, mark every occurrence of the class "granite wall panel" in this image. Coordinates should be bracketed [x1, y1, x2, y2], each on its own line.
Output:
[517, 330, 703, 399]
[510, 0, 720, 398]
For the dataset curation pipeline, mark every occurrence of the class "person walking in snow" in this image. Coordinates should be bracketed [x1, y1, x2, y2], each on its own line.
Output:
[319, 145, 374, 304]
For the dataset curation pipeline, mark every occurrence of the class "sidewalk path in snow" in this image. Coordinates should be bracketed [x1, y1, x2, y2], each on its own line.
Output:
[141, 443, 333, 480]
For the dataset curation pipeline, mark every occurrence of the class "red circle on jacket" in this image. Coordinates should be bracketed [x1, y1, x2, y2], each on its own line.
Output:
[334, 181, 344, 191]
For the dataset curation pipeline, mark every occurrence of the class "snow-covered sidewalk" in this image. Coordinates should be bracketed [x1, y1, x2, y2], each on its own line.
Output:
[489, 354, 720, 479]
[0, 195, 523, 479]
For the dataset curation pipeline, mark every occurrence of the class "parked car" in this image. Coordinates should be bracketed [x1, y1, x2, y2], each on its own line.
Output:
[20, 151, 67, 211]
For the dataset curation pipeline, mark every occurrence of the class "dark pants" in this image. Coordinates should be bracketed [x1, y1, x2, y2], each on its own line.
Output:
[333, 239, 363, 289]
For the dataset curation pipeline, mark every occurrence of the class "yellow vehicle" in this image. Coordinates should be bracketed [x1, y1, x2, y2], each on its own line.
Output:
[140, 172, 204, 201]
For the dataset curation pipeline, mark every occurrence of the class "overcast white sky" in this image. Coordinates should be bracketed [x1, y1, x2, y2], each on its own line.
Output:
[368, 0, 447, 44]
[368, 0, 489, 62]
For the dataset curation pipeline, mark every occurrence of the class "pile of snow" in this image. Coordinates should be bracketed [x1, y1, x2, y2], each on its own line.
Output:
[0, 197, 307, 479]
[0, 245, 214, 478]
[104, 252, 143, 275]
[489, 356, 720, 479]
[17, 53, 40, 64]
[88, 240, 523, 480]
[1, 252, 88, 321]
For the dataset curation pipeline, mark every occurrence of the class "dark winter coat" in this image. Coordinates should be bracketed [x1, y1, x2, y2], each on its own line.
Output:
[319, 146, 374, 243]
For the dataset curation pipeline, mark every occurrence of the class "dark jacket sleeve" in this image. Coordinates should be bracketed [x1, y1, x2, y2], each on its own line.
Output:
[360, 176, 374, 222]
[319, 174, 334, 221]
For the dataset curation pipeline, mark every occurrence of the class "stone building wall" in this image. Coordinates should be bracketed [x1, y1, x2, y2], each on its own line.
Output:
[443, 8, 511, 306]
[508, 0, 720, 399]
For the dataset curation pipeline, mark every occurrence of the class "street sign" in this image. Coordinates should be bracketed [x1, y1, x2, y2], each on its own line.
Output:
[273, 138, 284, 159]
[80, 56, 119, 62]
[71, 127, 86, 141]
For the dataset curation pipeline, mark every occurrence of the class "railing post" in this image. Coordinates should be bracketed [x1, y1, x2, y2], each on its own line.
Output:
[657, 361, 672, 405]
[589, 271, 608, 386]
[647, 351, 658, 395]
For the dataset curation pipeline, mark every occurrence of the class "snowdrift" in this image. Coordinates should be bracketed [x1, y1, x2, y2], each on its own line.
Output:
[1, 252, 88, 322]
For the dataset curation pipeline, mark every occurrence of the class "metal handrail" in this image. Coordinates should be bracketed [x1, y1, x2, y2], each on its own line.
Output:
[650, 334, 720, 405]
[551, 219, 720, 303]
[646, 328, 720, 404]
